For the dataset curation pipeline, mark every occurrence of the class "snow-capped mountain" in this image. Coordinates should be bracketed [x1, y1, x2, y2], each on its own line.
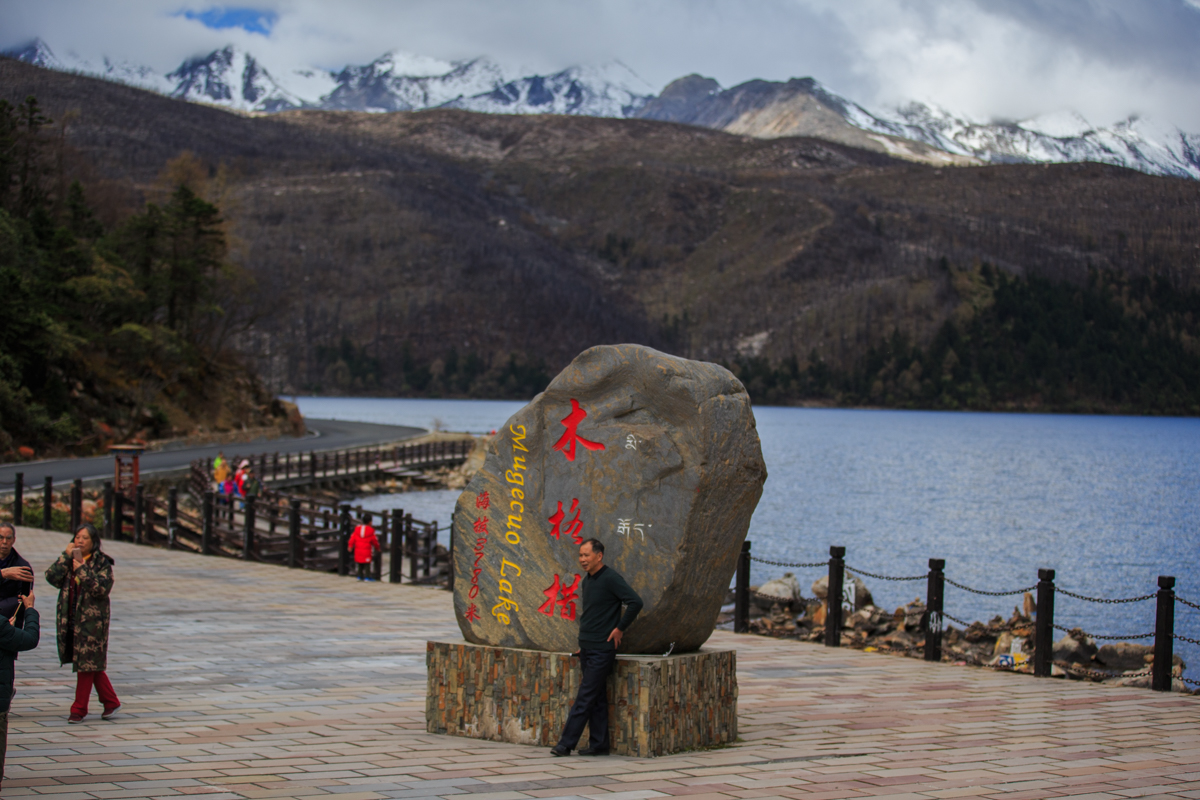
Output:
[3, 38, 1197, 178]
[321, 52, 508, 112]
[638, 73, 1200, 179]
[855, 101, 1200, 180]
[446, 62, 654, 117]
[0, 38, 651, 119]
[167, 46, 305, 112]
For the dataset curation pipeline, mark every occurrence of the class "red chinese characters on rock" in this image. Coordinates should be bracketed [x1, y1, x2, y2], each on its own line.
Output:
[547, 499, 584, 544]
[537, 573, 581, 621]
[475, 491, 490, 509]
[464, 603, 481, 622]
[467, 515, 488, 605]
[552, 398, 605, 462]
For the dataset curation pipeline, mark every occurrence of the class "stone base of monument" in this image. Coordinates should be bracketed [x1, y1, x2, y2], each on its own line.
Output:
[426, 640, 737, 757]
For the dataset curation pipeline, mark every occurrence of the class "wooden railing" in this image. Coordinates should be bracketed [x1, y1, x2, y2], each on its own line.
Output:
[102, 484, 450, 584]
[189, 439, 473, 500]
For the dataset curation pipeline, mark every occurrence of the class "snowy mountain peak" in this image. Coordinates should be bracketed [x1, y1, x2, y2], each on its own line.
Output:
[2, 38, 61, 69]
[167, 45, 301, 112]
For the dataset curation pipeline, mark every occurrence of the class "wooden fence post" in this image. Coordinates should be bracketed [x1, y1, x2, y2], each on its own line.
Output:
[407, 514, 417, 582]
[243, 496, 256, 560]
[133, 484, 144, 544]
[102, 481, 112, 538]
[824, 546, 846, 647]
[338, 505, 351, 576]
[389, 508, 404, 584]
[1034, 568, 1056, 677]
[202, 490, 214, 555]
[112, 492, 124, 541]
[1153, 576, 1176, 692]
[924, 558, 945, 662]
[167, 487, 178, 550]
[288, 498, 301, 569]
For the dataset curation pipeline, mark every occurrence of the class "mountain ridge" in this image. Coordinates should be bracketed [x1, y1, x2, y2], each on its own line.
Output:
[4, 36, 1197, 178]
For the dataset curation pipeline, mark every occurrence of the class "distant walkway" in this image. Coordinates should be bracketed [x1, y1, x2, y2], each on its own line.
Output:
[0, 418, 424, 488]
[4, 526, 1199, 799]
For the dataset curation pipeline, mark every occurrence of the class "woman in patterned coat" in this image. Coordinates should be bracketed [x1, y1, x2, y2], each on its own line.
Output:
[44, 524, 120, 723]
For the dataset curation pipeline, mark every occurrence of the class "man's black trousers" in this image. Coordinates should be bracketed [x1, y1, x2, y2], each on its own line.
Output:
[556, 648, 616, 751]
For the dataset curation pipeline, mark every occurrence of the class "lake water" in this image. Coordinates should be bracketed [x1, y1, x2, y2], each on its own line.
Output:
[294, 396, 1200, 674]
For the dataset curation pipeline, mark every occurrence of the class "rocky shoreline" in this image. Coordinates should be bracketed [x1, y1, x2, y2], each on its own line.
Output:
[718, 571, 1195, 694]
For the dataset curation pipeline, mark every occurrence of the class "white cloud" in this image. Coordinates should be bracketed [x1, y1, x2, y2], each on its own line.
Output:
[2, 0, 1198, 129]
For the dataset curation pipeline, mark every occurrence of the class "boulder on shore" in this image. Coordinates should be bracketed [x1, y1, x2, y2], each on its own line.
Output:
[452, 344, 767, 654]
[754, 572, 802, 610]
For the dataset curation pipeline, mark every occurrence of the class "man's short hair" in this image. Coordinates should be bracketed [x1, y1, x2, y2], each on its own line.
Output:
[581, 538, 604, 555]
[0, 523, 14, 538]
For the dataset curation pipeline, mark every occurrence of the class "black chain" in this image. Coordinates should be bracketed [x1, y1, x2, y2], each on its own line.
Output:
[1056, 587, 1155, 604]
[748, 555, 827, 569]
[943, 611, 973, 626]
[1175, 632, 1200, 647]
[1176, 596, 1200, 612]
[1062, 664, 1152, 680]
[844, 564, 925, 582]
[1181, 675, 1200, 688]
[1052, 623, 1154, 641]
[944, 577, 1037, 597]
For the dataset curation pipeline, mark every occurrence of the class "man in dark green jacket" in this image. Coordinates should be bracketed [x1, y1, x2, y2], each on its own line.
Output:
[551, 538, 642, 757]
[0, 589, 39, 789]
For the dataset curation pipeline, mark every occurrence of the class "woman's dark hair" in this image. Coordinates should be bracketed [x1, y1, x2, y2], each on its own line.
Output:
[74, 523, 101, 553]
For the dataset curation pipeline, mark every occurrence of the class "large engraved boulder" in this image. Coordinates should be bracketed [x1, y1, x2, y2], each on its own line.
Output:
[452, 344, 767, 654]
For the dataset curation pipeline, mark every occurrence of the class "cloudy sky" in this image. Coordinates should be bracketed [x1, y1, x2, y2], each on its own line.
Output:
[3, 0, 1200, 128]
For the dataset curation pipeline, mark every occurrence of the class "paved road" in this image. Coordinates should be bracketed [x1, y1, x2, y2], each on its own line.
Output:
[4, 526, 1199, 799]
[0, 418, 424, 489]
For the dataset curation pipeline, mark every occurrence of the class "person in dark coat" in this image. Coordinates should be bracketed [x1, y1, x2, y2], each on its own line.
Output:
[0, 588, 39, 791]
[0, 524, 34, 622]
[45, 523, 119, 723]
[550, 538, 643, 757]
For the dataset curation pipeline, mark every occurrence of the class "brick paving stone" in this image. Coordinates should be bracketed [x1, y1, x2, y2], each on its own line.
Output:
[0, 527, 1197, 800]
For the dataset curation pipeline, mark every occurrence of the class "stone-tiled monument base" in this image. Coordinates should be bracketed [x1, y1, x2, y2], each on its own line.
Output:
[426, 640, 737, 757]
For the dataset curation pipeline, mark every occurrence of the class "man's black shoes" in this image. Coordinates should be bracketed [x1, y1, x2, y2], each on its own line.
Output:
[578, 747, 610, 756]
[550, 745, 570, 757]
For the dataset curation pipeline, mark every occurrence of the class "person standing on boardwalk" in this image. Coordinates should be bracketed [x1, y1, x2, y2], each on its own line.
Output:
[0, 588, 38, 792]
[212, 451, 229, 491]
[44, 524, 120, 723]
[0, 524, 34, 622]
[348, 514, 380, 581]
[550, 538, 643, 757]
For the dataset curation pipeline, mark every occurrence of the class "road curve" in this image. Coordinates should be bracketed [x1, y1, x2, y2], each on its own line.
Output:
[0, 418, 425, 489]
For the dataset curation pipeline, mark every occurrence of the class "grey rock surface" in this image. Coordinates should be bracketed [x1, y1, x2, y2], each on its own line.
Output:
[451, 344, 767, 654]
[811, 573, 874, 610]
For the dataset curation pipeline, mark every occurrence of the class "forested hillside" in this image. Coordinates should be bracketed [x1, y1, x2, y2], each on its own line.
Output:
[0, 93, 296, 459]
[3, 57, 1198, 421]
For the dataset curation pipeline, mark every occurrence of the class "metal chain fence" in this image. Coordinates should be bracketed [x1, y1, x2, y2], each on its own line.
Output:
[1056, 587, 1155, 604]
[844, 564, 925, 582]
[748, 555, 827, 569]
[1176, 596, 1200, 612]
[944, 577, 1037, 596]
[1052, 623, 1155, 641]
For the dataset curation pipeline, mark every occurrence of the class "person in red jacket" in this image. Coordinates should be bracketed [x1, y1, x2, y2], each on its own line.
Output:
[348, 514, 380, 581]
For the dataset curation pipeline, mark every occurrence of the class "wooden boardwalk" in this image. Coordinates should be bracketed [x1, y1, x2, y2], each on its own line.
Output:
[4, 526, 1199, 800]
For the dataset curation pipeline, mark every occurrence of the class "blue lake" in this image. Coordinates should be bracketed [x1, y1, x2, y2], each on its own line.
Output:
[295, 396, 1200, 671]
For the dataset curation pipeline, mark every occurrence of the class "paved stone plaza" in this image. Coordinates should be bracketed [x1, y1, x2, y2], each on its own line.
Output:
[3, 526, 1198, 799]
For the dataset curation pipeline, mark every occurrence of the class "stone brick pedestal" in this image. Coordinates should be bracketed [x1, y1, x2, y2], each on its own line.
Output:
[426, 640, 737, 757]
